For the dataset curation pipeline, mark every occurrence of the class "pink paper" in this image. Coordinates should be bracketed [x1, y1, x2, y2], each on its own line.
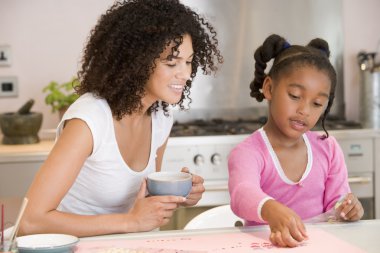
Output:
[76, 228, 365, 252]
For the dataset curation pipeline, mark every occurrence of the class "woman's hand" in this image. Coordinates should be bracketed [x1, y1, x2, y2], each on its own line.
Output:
[180, 167, 205, 207]
[128, 179, 186, 231]
[262, 200, 308, 248]
[335, 193, 364, 221]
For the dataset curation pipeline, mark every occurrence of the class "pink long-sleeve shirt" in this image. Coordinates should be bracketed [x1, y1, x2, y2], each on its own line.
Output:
[228, 128, 350, 225]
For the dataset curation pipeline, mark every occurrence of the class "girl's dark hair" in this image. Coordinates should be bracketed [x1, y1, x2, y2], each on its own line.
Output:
[76, 0, 223, 119]
[249, 34, 337, 138]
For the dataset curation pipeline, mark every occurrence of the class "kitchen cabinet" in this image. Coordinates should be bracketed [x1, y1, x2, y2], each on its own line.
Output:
[1, 130, 379, 229]
[0, 161, 42, 197]
[375, 136, 380, 219]
[0, 140, 53, 198]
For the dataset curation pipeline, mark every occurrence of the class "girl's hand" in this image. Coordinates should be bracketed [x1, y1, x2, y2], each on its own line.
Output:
[335, 193, 364, 221]
[128, 179, 186, 231]
[262, 200, 308, 248]
[180, 167, 205, 206]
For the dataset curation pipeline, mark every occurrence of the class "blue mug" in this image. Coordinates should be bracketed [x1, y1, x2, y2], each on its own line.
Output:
[147, 171, 192, 197]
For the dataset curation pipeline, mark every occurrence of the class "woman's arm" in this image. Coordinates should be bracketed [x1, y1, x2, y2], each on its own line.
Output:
[19, 119, 185, 237]
[19, 119, 129, 236]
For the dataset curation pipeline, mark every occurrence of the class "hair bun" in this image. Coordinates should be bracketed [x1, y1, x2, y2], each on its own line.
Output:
[261, 34, 287, 61]
[308, 38, 330, 57]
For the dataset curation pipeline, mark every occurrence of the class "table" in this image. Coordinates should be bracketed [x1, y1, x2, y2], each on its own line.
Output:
[78, 219, 380, 252]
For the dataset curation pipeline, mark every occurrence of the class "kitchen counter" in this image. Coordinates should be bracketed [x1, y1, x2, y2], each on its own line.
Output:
[0, 134, 55, 197]
[1, 128, 380, 217]
[1, 129, 379, 162]
[167, 128, 380, 145]
[0, 140, 54, 163]
[78, 219, 380, 252]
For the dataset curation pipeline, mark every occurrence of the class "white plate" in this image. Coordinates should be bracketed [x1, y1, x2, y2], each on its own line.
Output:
[17, 234, 79, 253]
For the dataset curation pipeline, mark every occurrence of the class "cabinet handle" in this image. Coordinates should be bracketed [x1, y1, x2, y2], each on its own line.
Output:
[348, 153, 363, 157]
[348, 176, 371, 184]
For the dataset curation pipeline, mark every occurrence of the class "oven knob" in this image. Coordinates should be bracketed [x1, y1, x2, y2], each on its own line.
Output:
[193, 154, 205, 166]
[211, 153, 222, 165]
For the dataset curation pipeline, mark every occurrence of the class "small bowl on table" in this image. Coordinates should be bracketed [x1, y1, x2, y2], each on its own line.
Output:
[147, 171, 192, 197]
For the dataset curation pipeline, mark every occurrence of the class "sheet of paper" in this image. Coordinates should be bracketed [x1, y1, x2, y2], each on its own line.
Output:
[76, 228, 365, 253]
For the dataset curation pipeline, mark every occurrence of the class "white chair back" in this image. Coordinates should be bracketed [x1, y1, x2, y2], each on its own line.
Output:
[184, 204, 244, 230]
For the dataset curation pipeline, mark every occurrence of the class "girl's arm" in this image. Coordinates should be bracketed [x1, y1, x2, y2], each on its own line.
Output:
[19, 119, 185, 237]
[324, 137, 364, 220]
[228, 146, 270, 222]
[228, 144, 307, 247]
[323, 136, 363, 220]
[261, 199, 308, 247]
[323, 136, 351, 210]
[335, 193, 364, 221]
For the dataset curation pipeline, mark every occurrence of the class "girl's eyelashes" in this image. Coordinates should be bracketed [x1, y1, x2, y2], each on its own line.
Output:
[313, 101, 326, 108]
[288, 93, 300, 100]
[289, 93, 325, 107]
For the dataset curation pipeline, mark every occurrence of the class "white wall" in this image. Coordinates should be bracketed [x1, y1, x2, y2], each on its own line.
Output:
[343, 0, 380, 121]
[0, 0, 380, 132]
[0, 0, 114, 130]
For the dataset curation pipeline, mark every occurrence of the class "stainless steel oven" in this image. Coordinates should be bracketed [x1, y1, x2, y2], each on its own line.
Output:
[160, 121, 377, 230]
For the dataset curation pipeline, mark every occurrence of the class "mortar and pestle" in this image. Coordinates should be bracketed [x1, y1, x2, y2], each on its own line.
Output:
[0, 99, 43, 144]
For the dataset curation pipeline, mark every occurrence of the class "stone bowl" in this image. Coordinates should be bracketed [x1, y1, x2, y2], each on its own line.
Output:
[147, 171, 192, 197]
[0, 112, 43, 144]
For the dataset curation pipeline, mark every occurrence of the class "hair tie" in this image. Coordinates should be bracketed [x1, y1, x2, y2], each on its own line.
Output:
[319, 48, 329, 57]
[283, 41, 291, 50]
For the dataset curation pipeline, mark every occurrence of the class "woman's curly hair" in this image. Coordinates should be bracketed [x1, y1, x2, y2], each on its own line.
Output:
[76, 0, 223, 119]
[249, 34, 337, 138]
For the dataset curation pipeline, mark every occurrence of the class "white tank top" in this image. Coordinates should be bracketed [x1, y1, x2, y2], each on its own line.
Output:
[56, 93, 173, 215]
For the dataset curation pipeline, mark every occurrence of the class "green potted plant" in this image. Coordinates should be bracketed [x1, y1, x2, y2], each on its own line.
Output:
[42, 78, 80, 119]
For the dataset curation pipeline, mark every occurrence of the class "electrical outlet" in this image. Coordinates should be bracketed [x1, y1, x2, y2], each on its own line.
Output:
[0, 76, 18, 97]
[0, 45, 12, 67]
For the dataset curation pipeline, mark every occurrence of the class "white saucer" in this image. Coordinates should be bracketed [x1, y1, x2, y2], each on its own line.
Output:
[17, 234, 79, 253]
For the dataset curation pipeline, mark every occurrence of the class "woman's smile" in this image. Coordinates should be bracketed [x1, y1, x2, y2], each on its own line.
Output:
[168, 83, 186, 96]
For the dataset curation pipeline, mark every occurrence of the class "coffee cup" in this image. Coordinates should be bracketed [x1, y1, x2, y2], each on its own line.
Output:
[147, 171, 192, 197]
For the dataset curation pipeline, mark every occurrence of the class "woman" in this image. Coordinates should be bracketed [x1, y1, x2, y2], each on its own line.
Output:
[20, 0, 223, 237]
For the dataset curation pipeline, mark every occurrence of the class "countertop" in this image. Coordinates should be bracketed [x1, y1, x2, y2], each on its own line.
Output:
[0, 140, 54, 162]
[78, 219, 380, 252]
[1, 129, 379, 160]
[0, 140, 54, 155]
[0, 128, 55, 162]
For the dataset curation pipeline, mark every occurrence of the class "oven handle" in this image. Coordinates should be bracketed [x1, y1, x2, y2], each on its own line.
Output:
[203, 177, 372, 190]
[205, 185, 229, 191]
[348, 176, 372, 184]
[204, 181, 229, 191]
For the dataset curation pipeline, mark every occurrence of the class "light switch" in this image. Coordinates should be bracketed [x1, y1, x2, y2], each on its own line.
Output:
[0, 45, 12, 67]
[0, 76, 18, 97]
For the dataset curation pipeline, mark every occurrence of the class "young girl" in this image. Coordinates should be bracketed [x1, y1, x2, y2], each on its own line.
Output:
[19, 0, 222, 237]
[228, 34, 363, 248]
